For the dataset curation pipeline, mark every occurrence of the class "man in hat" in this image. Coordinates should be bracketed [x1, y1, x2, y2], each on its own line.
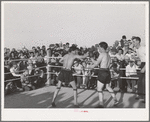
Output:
[51, 45, 89, 107]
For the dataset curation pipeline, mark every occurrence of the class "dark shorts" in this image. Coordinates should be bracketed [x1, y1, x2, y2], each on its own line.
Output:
[58, 68, 74, 84]
[97, 68, 111, 84]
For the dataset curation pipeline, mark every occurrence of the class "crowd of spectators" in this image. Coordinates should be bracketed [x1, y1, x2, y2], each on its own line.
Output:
[4, 35, 144, 95]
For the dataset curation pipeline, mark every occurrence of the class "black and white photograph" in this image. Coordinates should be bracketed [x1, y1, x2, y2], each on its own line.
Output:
[1, 1, 149, 121]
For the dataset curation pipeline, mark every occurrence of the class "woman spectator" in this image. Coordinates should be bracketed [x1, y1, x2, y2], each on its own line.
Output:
[116, 48, 124, 61]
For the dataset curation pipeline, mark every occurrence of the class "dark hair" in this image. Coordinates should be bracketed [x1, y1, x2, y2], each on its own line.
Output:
[132, 36, 141, 43]
[128, 48, 133, 51]
[118, 48, 123, 53]
[66, 42, 69, 45]
[55, 43, 59, 47]
[32, 46, 36, 49]
[122, 35, 126, 39]
[99, 42, 108, 50]
[69, 45, 77, 52]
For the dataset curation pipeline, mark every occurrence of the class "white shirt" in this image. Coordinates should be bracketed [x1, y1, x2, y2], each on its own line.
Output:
[136, 46, 146, 62]
[10, 67, 21, 77]
[126, 64, 138, 76]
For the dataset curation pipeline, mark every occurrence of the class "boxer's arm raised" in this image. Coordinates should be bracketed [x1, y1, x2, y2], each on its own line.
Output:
[74, 52, 89, 59]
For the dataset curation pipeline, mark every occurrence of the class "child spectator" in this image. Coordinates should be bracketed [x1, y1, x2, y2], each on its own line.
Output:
[109, 47, 117, 61]
[125, 48, 136, 59]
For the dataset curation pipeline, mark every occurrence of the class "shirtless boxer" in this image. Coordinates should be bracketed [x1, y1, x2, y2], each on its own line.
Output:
[51, 45, 89, 107]
[88, 42, 118, 108]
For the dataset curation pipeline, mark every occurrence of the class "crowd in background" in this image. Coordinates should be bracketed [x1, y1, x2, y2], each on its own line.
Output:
[4, 35, 144, 95]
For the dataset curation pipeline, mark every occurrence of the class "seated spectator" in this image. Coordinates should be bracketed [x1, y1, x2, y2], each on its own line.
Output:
[10, 51, 18, 60]
[21, 59, 44, 89]
[18, 51, 27, 59]
[109, 47, 117, 61]
[29, 51, 36, 64]
[125, 48, 136, 59]
[34, 68, 46, 88]
[116, 48, 124, 61]
[72, 60, 83, 88]
[10, 62, 23, 91]
[126, 58, 139, 92]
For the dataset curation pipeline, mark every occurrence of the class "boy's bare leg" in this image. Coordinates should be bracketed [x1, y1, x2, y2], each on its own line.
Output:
[52, 80, 62, 106]
[97, 80, 105, 107]
[70, 81, 78, 106]
[106, 83, 119, 105]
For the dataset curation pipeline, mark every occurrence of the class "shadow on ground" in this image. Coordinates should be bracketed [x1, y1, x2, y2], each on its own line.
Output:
[4, 86, 145, 108]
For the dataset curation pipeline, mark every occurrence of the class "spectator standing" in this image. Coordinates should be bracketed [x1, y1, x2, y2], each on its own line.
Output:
[132, 37, 146, 102]
[120, 35, 127, 48]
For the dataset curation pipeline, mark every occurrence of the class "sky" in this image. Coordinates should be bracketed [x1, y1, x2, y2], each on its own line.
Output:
[3, 2, 146, 50]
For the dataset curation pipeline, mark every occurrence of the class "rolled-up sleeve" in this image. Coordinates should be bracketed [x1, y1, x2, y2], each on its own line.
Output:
[10, 68, 21, 77]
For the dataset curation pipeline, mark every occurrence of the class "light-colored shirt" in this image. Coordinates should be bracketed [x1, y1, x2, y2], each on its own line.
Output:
[136, 46, 146, 62]
[126, 64, 138, 76]
[10, 67, 21, 77]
